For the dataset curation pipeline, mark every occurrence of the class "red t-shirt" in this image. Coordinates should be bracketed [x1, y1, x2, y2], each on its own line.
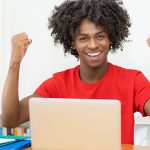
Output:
[35, 63, 150, 144]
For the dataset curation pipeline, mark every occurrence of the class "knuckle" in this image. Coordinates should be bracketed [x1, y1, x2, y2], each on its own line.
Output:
[12, 39, 18, 45]
[22, 32, 28, 38]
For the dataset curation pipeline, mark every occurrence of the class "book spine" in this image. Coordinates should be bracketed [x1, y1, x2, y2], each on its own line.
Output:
[0, 127, 30, 136]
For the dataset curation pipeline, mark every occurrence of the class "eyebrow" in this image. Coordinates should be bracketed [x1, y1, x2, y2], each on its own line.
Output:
[76, 30, 106, 36]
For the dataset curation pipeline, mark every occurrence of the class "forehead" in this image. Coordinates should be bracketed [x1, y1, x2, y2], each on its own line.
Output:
[77, 19, 104, 34]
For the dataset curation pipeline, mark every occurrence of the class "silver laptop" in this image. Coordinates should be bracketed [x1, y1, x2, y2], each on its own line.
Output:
[29, 98, 121, 150]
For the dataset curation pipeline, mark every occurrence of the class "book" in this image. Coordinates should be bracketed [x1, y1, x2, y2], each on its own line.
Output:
[0, 135, 31, 140]
[0, 138, 16, 146]
[0, 127, 31, 136]
[0, 140, 31, 150]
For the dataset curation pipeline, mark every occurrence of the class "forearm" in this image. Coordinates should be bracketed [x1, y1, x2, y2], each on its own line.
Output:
[2, 62, 21, 127]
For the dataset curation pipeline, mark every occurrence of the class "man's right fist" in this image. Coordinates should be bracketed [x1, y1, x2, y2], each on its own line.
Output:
[147, 36, 150, 47]
[11, 32, 32, 64]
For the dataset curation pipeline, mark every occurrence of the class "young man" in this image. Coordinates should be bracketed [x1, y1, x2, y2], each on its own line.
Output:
[2, 0, 150, 144]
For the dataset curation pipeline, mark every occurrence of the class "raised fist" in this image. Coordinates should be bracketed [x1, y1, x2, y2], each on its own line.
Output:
[147, 36, 150, 47]
[11, 32, 32, 64]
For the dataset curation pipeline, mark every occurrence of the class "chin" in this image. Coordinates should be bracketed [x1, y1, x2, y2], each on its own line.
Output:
[89, 59, 108, 68]
[87, 62, 104, 69]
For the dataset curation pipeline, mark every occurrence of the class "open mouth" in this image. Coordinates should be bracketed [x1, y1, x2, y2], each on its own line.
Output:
[85, 51, 102, 57]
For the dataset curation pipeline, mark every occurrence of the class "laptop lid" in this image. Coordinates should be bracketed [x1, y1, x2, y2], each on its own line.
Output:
[29, 98, 121, 150]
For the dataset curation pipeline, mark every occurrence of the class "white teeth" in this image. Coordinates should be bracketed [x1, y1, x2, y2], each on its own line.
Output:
[86, 51, 102, 57]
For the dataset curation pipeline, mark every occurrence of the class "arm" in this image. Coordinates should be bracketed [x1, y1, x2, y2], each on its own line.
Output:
[144, 36, 150, 116]
[144, 99, 150, 116]
[1, 33, 41, 127]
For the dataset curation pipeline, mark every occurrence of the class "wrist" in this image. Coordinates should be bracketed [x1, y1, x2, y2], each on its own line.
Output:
[9, 61, 20, 70]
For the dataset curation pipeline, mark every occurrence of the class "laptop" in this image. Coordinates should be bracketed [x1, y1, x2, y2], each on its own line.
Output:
[29, 98, 121, 150]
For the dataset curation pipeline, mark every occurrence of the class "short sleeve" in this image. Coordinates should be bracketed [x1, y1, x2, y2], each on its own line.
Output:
[134, 72, 150, 116]
[34, 78, 56, 98]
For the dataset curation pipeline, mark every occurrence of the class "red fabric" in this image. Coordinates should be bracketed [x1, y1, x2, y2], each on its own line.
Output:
[35, 63, 150, 144]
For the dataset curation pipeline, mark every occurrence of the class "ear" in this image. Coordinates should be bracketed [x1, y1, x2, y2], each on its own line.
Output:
[109, 41, 113, 51]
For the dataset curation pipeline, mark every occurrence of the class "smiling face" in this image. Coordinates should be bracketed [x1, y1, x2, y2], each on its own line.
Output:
[73, 19, 112, 69]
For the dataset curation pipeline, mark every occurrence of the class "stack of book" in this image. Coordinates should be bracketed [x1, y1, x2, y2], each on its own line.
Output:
[0, 127, 31, 149]
[0, 137, 31, 150]
[0, 127, 30, 137]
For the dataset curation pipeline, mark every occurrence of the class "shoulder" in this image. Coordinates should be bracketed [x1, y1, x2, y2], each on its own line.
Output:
[53, 65, 79, 80]
[36, 66, 79, 93]
[108, 63, 146, 84]
[109, 63, 150, 86]
[39, 65, 79, 86]
[110, 63, 140, 76]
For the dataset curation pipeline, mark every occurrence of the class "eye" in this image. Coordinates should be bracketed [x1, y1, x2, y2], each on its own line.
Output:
[79, 37, 87, 42]
[97, 34, 105, 40]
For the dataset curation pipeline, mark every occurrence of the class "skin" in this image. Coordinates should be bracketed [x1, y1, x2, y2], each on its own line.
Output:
[2, 19, 150, 128]
[147, 36, 150, 47]
[1, 33, 41, 127]
[73, 19, 111, 83]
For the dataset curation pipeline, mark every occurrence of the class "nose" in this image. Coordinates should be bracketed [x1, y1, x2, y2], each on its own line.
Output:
[88, 39, 99, 50]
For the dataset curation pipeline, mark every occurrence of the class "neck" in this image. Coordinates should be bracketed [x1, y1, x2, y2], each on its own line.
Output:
[79, 61, 109, 83]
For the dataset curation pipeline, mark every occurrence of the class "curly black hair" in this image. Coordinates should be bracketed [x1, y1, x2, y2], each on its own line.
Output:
[48, 0, 131, 59]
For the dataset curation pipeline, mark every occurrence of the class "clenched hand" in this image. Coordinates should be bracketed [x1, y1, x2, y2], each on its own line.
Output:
[10, 32, 32, 64]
